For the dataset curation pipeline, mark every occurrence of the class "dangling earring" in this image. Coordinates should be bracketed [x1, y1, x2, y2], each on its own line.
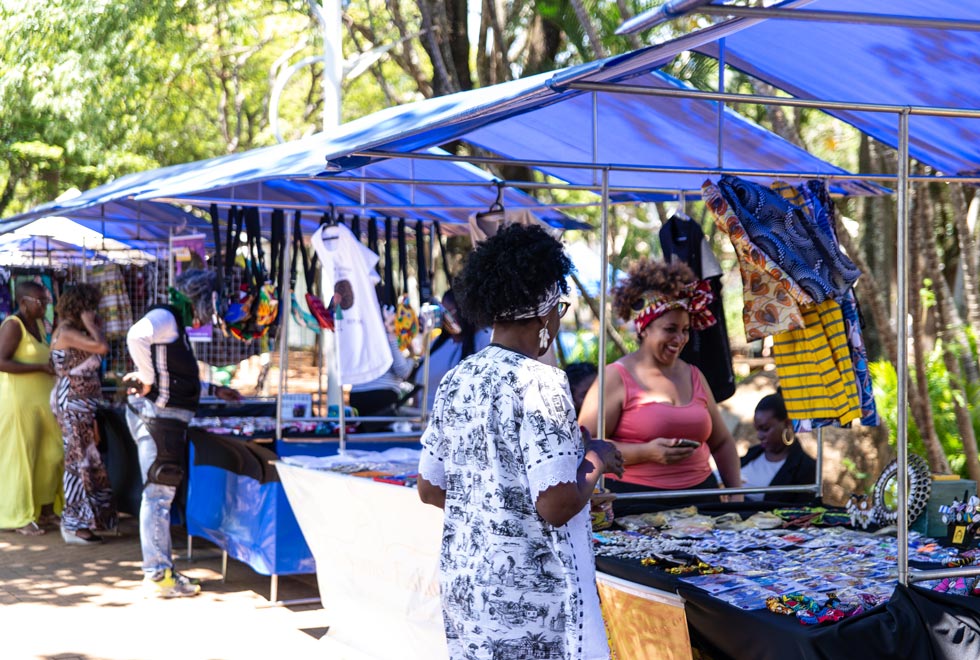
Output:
[782, 427, 795, 446]
[538, 326, 551, 350]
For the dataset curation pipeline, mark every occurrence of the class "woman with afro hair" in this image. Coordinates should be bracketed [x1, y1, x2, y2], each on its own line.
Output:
[418, 224, 622, 660]
[578, 257, 742, 514]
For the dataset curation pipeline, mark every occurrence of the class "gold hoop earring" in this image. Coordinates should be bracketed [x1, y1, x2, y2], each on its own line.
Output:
[782, 427, 795, 446]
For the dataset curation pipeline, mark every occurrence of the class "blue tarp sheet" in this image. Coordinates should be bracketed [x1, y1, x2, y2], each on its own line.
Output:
[186, 433, 315, 576]
[633, 0, 980, 177]
[325, 62, 876, 198]
[2, 141, 582, 243]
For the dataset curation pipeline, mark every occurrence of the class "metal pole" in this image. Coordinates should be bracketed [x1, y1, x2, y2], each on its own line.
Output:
[717, 38, 725, 169]
[592, 92, 600, 188]
[168, 227, 174, 291]
[562, 82, 980, 119]
[336, 326, 346, 453]
[596, 168, 611, 442]
[815, 427, 824, 501]
[349, 150, 906, 182]
[896, 108, 911, 587]
[276, 209, 294, 441]
[695, 5, 980, 32]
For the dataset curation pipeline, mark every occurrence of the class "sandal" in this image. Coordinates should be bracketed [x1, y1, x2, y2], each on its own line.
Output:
[37, 513, 61, 527]
[14, 522, 46, 537]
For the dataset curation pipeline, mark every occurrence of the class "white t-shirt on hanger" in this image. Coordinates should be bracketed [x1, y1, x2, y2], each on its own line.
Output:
[312, 223, 392, 386]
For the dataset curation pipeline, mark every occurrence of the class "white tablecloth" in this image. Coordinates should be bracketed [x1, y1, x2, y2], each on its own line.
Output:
[276, 463, 448, 659]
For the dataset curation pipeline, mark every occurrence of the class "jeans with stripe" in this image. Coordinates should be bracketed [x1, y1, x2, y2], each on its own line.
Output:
[125, 396, 193, 576]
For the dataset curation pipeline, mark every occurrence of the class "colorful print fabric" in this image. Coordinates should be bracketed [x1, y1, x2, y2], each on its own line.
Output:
[90, 264, 133, 339]
[419, 345, 608, 660]
[773, 180, 879, 429]
[717, 175, 862, 303]
[702, 181, 813, 341]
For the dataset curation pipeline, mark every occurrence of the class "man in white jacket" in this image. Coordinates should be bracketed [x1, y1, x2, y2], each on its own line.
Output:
[124, 269, 240, 598]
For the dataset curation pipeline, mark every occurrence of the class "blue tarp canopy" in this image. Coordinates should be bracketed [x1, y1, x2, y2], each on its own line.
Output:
[3, 198, 209, 248]
[3, 143, 582, 244]
[693, 0, 980, 176]
[603, 0, 980, 177]
[324, 63, 876, 198]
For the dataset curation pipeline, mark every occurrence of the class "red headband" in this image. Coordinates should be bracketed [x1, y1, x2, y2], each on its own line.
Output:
[634, 279, 716, 334]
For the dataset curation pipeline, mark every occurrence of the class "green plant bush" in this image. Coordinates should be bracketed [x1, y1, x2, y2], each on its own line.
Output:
[870, 339, 980, 477]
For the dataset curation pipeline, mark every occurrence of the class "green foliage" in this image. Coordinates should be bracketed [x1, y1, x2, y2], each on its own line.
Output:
[559, 329, 635, 367]
[0, 0, 318, 215]
[870, 340, 980, 478]
[840, 457, 868, 481]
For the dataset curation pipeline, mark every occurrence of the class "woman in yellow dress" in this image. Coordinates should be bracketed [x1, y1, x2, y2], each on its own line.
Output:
[0, 281, 64, 535]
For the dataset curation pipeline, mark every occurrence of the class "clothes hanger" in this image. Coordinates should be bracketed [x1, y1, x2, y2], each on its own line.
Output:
[475, 181, 505, 237]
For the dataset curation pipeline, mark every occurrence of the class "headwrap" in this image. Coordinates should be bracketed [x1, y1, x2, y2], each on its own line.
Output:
[495, 282, 562, 322]
[633, 279, 716, 334]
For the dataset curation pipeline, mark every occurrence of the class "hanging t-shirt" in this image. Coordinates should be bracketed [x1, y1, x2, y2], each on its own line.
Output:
[740, 454, 787, 502]
[312, 224, 391, 386]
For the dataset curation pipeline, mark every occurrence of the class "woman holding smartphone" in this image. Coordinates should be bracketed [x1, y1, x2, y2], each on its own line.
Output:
[579, 258, 742, 514]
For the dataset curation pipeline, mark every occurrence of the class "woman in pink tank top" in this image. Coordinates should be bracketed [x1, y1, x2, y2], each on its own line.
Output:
[579, 259, 742, 514]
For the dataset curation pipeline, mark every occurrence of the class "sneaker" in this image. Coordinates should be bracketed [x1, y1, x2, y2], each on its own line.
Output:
[143, 569, 202, 598]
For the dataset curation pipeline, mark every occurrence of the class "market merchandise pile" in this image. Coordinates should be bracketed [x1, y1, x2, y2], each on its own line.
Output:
[593, 506, 980, 623]
[190, 416, 358, 436]
[280, 448, 421, 487]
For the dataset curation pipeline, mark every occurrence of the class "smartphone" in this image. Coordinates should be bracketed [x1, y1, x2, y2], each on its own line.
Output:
[674, 439, 700, 449]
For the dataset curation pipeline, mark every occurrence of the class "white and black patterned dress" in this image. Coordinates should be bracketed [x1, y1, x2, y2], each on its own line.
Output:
[420, 345, 609, 660]
[52, 345, 116, 533]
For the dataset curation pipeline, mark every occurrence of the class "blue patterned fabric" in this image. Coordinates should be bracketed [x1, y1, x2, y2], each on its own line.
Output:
[800, 180, 879, 428]
[717, 176, 862, 302]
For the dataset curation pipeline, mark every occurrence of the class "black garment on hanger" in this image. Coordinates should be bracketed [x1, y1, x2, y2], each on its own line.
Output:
[659, 215, 736, 403]
[416, 220, 432, 303]
[397, 219, 409, 295]
[350, 215, 362, 241]
[382, 218, 396, 307]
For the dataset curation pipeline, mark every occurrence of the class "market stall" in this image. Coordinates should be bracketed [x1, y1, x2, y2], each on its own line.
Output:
[274, 454, 980, 660]
[5, 9, 980, 653]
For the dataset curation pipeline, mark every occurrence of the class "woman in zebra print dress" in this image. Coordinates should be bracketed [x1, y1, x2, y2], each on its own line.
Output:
[51, 284, 115, 544]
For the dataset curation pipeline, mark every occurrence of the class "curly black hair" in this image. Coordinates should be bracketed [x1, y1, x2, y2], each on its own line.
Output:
[453, 224, 571, 328]
[55, 283, 102, 324]
[611, 258, 696, 322]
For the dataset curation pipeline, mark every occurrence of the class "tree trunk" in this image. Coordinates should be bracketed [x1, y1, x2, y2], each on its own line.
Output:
[483, 0, 511, 85]
[570, 272, 630, 356]
[924, 189, 978, 480]
[909, 187, 952, 474]
[417, 0, 457, 95]
[837, 228, 898, 365]
[748, 81, 804, 148]
[614, 0, 643, 51]
[568, 0, 607, 58]
[950, 184, 980, 350]
[523, 9, 562, 76]
[446, 0, 472, 90]
[384, 0, 434, 97]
